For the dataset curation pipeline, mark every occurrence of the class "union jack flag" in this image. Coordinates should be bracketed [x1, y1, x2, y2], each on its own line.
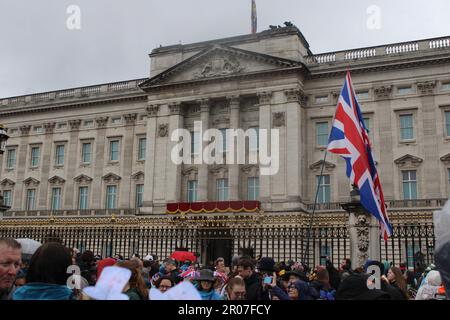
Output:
[327, 71, 393, 240]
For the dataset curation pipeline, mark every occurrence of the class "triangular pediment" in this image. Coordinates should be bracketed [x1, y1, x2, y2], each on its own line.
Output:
[131, 171, 145, 181]
[73, 174, 93, 183]
[394, 154, 423, 167]
[102, 173, 121, 182]
[48, 175, 66, 185]
[140, 45, 303, 88]
[23, 177, 40, 186]
[0, 178, 15, 187]
[309, 160, 336, 172]
[441, 153, 450, 165]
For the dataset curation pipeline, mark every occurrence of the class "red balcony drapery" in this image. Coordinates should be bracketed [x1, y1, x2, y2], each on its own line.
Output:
[166, 201, 261, 214]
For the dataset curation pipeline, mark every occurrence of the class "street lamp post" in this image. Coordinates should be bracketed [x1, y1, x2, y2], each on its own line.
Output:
[341, 185, 381, 269]
[0, 124, 11, 215]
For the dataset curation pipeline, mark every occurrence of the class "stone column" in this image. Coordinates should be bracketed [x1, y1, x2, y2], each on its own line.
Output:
[257, 92, 273, 208]
[197, 99, 209, 201]
[348, 212, 381, 268]
[38, 122, 56, 208]
[142, 105, 159, 213]
[91, 117, 108, 209]
[13, 125, 31, 209]
[284, 89, 303, 206]
[228, 95, 240, 201]
[63, 120, 81, 209]
[165, 103, 184, 203]
[417, 81, 440, 198]
[119, 113, 137, 208]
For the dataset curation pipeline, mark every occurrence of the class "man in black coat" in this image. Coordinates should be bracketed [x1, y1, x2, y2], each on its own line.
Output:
[237, 258, 263, 300]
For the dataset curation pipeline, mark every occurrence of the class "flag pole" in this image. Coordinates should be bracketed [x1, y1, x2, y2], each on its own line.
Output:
[302, 149, 329, 266]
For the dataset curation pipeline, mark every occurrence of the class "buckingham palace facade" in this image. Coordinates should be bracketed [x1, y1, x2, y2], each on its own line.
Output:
[0, 26, 448, 267]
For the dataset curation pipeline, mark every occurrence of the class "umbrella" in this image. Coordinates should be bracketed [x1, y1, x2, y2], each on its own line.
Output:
[170, 251, 197, 263]
[16, 238, 42, 256]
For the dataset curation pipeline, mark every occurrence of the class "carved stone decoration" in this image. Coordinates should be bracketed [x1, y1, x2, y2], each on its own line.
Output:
[394, 154, 423, 168]
[19, 125, 31, 135]
[257, 92, 273, 105]
[331, 91, 340, 104]
[374, 85, 393, 99]
[131, 171, 144, 181]
[169, 102, 183, 115]
[284, 89, 304, 103]
[44, 122, 56, 134]
[227, 95, 240, 109]
[23, 177, 40, 187]
[102, 173, 122, 183]
[95, 117, 109, 128]
[194, 55, 244, 78]
[210, 165, 228, 178]
[123, 113, 137, 125]
[241, 164, 259, 176]
[73, 174, 93, 184]
[355, 213, 370, 267]
[417, 81, 436, 95]
[0, 178, 15, 187]
[198, 99, 210, 113]
[272, 112, 286, 127]
[440, 153, 450, 166]
[48, 176, 66, 185]
[69, 119, 82, 130]
[309, 160, 336, 173]
[182, 167, 198, 181]
[158, 124, 169, 138]
[146, 104, 160, 117]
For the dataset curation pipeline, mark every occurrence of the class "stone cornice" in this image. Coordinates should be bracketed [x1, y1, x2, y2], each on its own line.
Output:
[394, 154, 423, 167]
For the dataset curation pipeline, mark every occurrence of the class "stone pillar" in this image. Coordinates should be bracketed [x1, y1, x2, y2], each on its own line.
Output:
[13, 125, 31, 209]
[91, 117, 108, 209]
[257, 92, 273, 207]
[284, 89, 303, 206]
[142, 105, 159, 213]
[197, 99, 209, 201]
[165, 103, 184, 203]
[62, 120, 81, 209]
[37, 122, 56, 208]
[348, 212, 381, 268]
[119, 113, 137, 208]
[228, 95, 240, 201]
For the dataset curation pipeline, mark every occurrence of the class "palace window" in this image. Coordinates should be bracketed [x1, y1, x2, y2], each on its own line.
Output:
[218, 128, 227, 153]
[109, 140, 120, 161]
[26, 189, 36, 210]
[445, 111, 450, 137]
[55, 145, 65, 166]
[315, 95, 329, 104]
[316, 122, 329, 147]
[249, 127, 259, 152]
[51, 187, 62, 210]
[106, 185, 117, 209]
[78, 186, 89, 210]
[30, 146, 40, 167]
[82, 142, 92, 163]
[3, 190, 12, 207]
[398, 86, 414, 95]
[317, 175, 331, 203]
[135, 184, 144, 208]
[399, 114, 414, 140]
[216, 179, 229, 201]
[6, 148, 16, 169]
[191, 131, 200, 155]
[187, 180, 198, 203]
[247, 177, 259, 201]
[402, 170, 417, 200]
[138, 137, 146, 160]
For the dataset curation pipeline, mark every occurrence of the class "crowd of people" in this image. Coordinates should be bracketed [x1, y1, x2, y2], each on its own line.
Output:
[0, 237, 448, 300]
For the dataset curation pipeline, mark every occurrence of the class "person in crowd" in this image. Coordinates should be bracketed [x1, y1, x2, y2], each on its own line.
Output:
[154, 276, 175, 293]
[163, 258, 182, 284]
[195, 269, 222, 300]
[13, 242, 74, 300]
[268, 273, 316, 300]
[339, 258, 353, 281]
[237, 258, 263, 300]
[77, 250, 97, 286]
[225, 277, 246, 300]
[97, 257, 117, 280]
[336, 273, 391, 300]
[214, 257, 227, 274]
[365, 260, 405, 300]
[115, 259, 149, 300]
[310, 268, 335, 300]
[415, 270, 442, 300]
[386, 267, 409, 300]
[324, 259, 341, 290]
[0, 238, 22, 300]
[404, 269, 418, 299]
[14, 270, 26, 288]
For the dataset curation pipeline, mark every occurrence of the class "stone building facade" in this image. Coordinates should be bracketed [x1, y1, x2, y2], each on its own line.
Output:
[0, 26, 447, 267]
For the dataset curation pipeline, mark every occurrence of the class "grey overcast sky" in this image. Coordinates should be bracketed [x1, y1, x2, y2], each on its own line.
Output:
[0, 0, 449, 98]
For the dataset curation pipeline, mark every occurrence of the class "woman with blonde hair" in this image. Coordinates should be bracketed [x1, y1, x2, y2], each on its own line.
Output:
[115, 260, 149, 300]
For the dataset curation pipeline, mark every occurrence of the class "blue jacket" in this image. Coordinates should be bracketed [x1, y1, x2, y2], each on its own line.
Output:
[196, 286, 222, 300]
[13, 283, 74, 300]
